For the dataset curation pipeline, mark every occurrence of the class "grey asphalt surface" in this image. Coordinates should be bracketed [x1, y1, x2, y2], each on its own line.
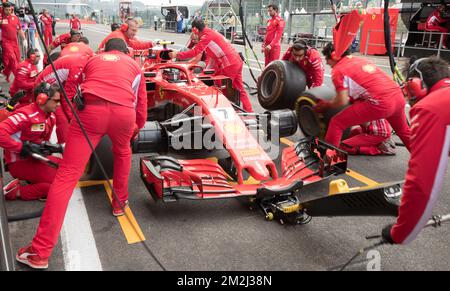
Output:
[3, 23, 450, 271]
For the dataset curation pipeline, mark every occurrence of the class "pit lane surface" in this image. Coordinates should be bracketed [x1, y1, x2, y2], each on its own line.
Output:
[4, 23, 450, 271]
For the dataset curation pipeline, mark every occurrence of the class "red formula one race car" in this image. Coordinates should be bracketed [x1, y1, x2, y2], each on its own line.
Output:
[126, 43, 350, 224]
[87, 43, 402, 224]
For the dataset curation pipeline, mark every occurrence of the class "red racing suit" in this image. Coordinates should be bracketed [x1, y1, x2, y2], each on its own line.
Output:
[40, 14, 53, 46]
[31, 50, 148, 259]
[282, 47, 324, 88]
[70, 17, 81, 30]
[60, 42, 94, 58]
[325, 56, 411, 151]
[426, 9, 448, 46]
[35, 54, 91, 143]
[177, 27, 252, 112]
[50, 33, 71, 50]
[340, 118, 391, 156]
[97, 30, 154, 52]
[9, 59, 39, 106]
[264, 14, 285, 66]
[390, 79, 450, 244]
[1, 13, 22, 80]
[0, 103, 60, 200]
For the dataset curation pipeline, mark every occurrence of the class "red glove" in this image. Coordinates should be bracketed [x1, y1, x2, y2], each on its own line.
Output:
[313, 100, 332, 113]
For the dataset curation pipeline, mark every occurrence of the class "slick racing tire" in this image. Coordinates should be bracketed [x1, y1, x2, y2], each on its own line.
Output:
[257, 60, 307, 110]
[82, 136, 114, 181]
[295, 85, 348, 139]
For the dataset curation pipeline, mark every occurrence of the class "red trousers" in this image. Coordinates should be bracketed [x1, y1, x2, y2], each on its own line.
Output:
[55, 107, 69, 144]
[340, 127, 388, 156]
[8, 156, 60, 201]
[44, 27, 53, 46]
[217, 61, 253, 112]
[426, 26, 448, 47]
[2, 42, 20, 80]
[264, 45, 281, 67]
[325, 95, 411, 151]
[32, 97, 136, 258]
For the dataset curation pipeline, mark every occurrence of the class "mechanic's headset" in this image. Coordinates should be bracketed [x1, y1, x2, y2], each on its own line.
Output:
[293, 39, 308, 52]
[120, 18, 134, 32]
[36, 83, 53, 106]
[406, 58, 428, 101]
[27, 48, 37, 62]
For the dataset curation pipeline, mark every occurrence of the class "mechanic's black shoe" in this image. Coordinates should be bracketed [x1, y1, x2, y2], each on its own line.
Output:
[377, 139, 396, 155]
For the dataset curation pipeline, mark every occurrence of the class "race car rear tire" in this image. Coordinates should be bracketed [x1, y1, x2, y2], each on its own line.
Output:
[82, 136, 114, 181]
[294, 86, 348, 139]
[257, 60, 307, 110]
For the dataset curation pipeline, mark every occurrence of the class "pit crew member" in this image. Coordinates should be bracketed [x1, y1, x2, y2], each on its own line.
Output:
[263, 4, 285, 66]
[9, 48, 40, 107]
[69, 14, 81, 31]
[16, 38, 148, 270]
[426, 3, 448, 49]
[382, 57, 450, 245]
[0, 83, 61, 201]
[40, 9, 53, 46]
[36, 42, 93, 143]
[168, 19, 253, 112]
[340, 118, 396, 156]
[317, 42, 411, 151]
[282, 39, 324, 88]
[97, 18, 154, 52]
[1, 2, 25, 82]
[47, 29, 82, 53]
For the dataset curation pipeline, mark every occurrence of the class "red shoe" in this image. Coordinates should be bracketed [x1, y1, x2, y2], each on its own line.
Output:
[112, 200, 129, 217]
[16, 245, 49, 270]
[3, 179, 20, 201]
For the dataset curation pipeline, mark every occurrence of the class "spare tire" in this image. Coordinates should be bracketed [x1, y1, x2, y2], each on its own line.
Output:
[295, 85, 349, 139]
[257, 60, 307, 110]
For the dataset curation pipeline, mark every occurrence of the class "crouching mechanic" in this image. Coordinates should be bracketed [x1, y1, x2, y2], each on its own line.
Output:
[0, 83, 61, 201]
[316, 43, 411, 151]
[48, 29, 82, 53]
[16, 38, 148, 269]
[282, 39, 324, 89]
[36, 42, 94, 143]
[381, 57, 450, 245]
[168, 19, 253, 112]
[340, 118, 396, 156]
[9, 48, 40, 108]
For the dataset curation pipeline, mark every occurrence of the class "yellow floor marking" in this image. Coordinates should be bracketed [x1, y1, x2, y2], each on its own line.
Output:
[346, 169, 380, 187]
[103, 181, 146, 244]
[76, 180, 146, 244]
[280, 138, 295, 147]
[77, 181, 105, 188]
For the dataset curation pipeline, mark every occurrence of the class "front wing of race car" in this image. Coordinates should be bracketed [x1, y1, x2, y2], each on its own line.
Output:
[140, 137, 347, 203]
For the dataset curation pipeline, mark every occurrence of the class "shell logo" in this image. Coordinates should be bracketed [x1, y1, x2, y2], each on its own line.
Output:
[362, 64, 376, 74]
[69, 46, 80, 53]
[101, 54, 120, 62]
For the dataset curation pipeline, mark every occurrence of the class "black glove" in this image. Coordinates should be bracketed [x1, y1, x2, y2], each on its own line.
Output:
[40, 141, 64, 155]
[381, 224, 397, 245]
[6, 91, 26, 112]
[20, 141, 42, 157]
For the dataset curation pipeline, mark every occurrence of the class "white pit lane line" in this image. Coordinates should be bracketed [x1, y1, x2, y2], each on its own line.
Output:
[50, 130, 102, 271]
